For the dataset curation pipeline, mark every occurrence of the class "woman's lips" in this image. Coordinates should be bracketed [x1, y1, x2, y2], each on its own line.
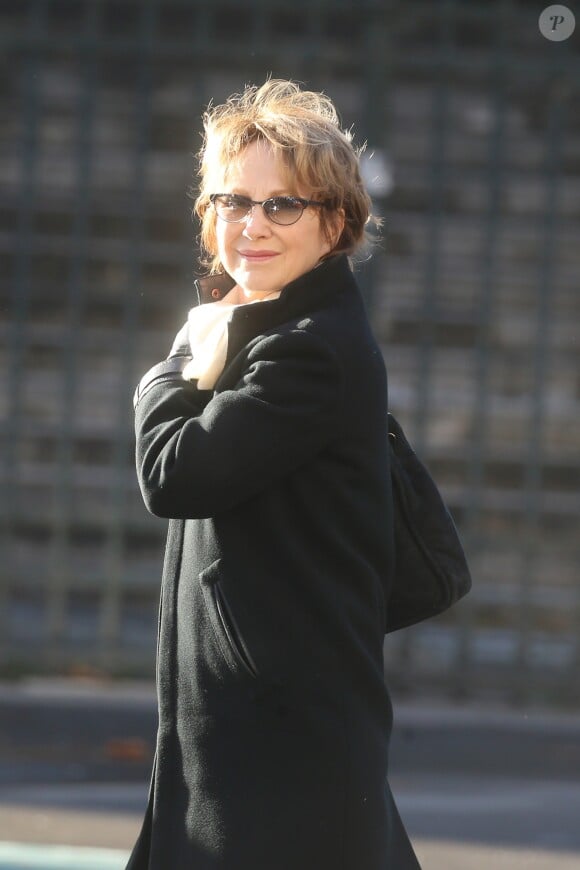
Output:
[238, 250, 279, 261]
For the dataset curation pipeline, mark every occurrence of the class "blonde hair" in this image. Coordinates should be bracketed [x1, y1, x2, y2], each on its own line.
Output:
[193, 79, 374, 273]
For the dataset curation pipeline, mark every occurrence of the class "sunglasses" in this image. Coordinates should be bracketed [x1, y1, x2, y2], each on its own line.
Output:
[210, 193, 326, 226]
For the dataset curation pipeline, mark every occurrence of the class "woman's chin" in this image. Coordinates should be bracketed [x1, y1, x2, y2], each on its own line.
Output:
[234, 272, 282, 299]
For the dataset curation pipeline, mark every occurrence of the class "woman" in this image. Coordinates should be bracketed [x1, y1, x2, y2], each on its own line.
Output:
[128, 80, 421, 870]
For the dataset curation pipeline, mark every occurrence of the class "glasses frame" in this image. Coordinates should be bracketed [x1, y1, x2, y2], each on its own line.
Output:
[209, 193, 326, 226]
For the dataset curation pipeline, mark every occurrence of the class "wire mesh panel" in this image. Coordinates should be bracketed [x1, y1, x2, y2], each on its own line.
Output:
[0, 0, 579, 704]
[378, 1, 580, 706]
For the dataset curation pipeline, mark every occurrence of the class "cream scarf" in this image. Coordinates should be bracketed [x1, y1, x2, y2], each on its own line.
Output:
[182, 288, 282, 389]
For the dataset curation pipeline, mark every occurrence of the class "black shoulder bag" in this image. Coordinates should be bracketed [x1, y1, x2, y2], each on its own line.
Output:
[385, 413, 472, 633]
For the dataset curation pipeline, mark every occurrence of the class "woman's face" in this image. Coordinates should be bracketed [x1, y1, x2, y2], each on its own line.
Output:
[214, 140, 341, 301]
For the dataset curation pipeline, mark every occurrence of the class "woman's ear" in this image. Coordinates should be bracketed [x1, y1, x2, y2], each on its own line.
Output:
[326, 208, 346, 252]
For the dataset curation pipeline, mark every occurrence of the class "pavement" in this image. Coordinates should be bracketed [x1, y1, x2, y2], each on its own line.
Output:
[1, 679, 580, 869]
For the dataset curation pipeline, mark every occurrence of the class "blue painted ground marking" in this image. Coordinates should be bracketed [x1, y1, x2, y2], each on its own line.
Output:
[0, 842, 129, 870]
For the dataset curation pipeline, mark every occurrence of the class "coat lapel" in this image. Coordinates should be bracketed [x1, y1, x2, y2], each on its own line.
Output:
[203, 255, 356, 369]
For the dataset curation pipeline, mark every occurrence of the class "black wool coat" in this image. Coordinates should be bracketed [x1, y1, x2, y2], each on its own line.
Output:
[127, 254, 421, 870]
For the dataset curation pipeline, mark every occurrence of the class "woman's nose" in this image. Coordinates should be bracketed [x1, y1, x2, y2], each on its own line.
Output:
[242, 203, 271, 237]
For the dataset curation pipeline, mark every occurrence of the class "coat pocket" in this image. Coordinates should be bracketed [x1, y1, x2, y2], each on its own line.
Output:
[199, 561, 258, 679]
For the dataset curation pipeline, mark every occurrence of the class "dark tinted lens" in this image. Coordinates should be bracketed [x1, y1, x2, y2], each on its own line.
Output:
[264, 197, 305, 224]
[214, 194, 251, 221]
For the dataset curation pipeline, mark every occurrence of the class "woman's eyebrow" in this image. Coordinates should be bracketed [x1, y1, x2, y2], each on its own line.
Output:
[227, 188, 294, 198]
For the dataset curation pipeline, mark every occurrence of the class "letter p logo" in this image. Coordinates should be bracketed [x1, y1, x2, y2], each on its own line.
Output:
[539, 5, 576, 41]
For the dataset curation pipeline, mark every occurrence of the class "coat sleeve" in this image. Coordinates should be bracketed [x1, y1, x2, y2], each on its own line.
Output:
[134, 329, 343, 519]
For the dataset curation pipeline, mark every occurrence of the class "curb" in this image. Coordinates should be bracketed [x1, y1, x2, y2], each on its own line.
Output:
[2, 679, 580, 736]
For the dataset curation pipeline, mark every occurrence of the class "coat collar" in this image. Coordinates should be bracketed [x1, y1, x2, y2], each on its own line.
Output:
[195, 254, 360, 379]
[196, 254, 355, 328]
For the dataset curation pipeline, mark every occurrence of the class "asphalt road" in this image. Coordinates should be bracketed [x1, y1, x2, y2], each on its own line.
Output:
[1, 681, 580, 869]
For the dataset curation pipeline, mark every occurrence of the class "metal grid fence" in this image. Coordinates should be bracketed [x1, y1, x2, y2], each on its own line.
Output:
[1, 0, 579, 705]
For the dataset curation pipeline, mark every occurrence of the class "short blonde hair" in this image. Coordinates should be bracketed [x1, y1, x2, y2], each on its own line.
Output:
[193, 79, 374, 274]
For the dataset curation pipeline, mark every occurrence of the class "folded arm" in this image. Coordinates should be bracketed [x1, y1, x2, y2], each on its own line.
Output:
[134, 330, 343, 519]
